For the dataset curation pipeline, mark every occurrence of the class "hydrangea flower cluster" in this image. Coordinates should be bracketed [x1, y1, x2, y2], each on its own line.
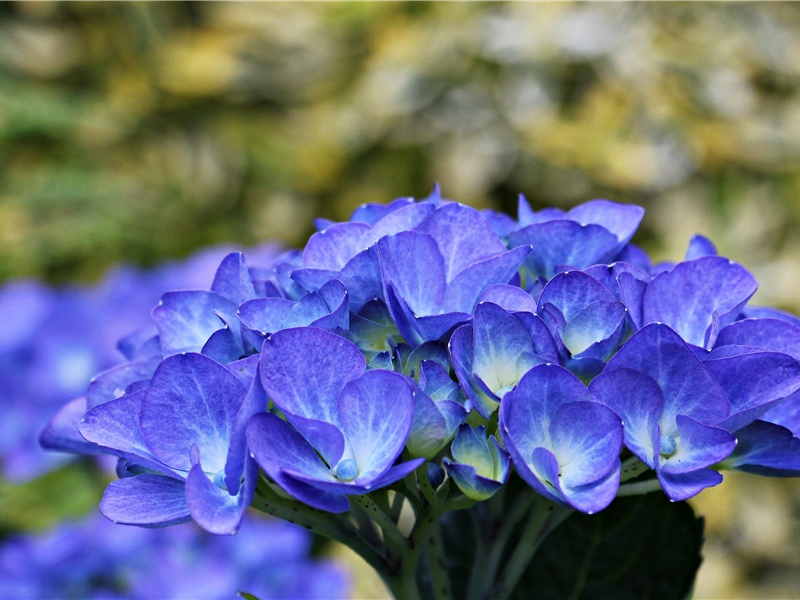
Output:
[45, 188, 800, 598]
[0, 513, 349, 600]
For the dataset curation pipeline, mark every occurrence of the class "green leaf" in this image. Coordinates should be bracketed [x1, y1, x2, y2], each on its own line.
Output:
[0, 460, 107, 534]
[513, 492, 704, 600]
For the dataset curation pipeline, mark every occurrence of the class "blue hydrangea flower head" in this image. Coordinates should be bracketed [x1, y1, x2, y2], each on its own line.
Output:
[77, 351, 258, 534]
[378, 202, 531, 345]
[536, 270, 629, 377]
[246, 327, 423, 512]
[34, 186, 800, 571]
[450, 301, 557, 418]
[507, 198, 645, 280]
[589, 324, 737, 500]
[500, 363, 623, 513]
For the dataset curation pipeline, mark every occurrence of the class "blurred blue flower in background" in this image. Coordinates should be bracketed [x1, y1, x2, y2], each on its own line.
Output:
[0, 513, 349, 600]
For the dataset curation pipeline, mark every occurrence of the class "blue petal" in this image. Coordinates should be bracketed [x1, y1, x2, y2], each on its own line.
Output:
[246, 413, 348, 513]
[566, 200, 644, 247]
[224, 358, 267, 494]
[450, 425, 492, 474]
[761, 395, 800, 437]
[211, 252, 256, 305]
[116, 329, 160, 361]
[444, 246, 531, 314]
[538, 270, 615, 322]
[407, 311, 471, 347]
[705, 352, 800, 432]
[643, 256, 758, 349]
[141, 353, 246, 474]
[85, 357, 160, 409]
[684, 235, 717, 261]
[40, 396, 100, 456]
[259, 327, 365, 425]
[514, 312, 561, 363]
[500, 365, 604, 510]
[582, 262, 650, 302]
[367, 458, 425, 490]
[79, 390, 174, 476]
[185, 458, 255, 535]
[225, 353, 260, 388]
[335, 247, 384, 312]
[378, 231, 446, 317]
[289, 267, 337, 294]
[618, 271, 647, 329]
[509, 220, 619, 279]
[660, 415, 736, 475]
[283, 279, 349, 331]
[500, 364, 594, 460]
[472, 302, 541, 397]
[561, 300, 626, 357]
[407, 390, 449, 459]
[589, 368, 663, 469]
[605, 324, 729, 429]
[658, 468, 723, 502]
[415, 203, 508, 282]
[367, 202, 436, 243]
[477, 284, 538, 313]
[237, 297, 294, 336]
[420, 360, 461, 401]
[283, 414, 346, 468]
[723, 420, 800, 476]
[449, 324, 497, 418]
[401, 341, 450, 379]
[442, 460, 504, 501]
[385, 281, 469, 346]
[153, 291, 238, 355]
[201, 325, 244, 364]
[303, 222, 372, 270]
[337, 370, 415, 481]
[739, 306, 800, 327]
[529, 446, 568, 506]
[548, 401, 622, 488]
[562, 464, 622, 515]
[715, 318, 800, 361]
[101, 474, 191, 527]
[350, 197, 415, 225]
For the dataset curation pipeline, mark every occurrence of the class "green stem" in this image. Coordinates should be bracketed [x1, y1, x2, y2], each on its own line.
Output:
[372, 488, 392, 515]
[402, 469, 423, 514]
[251, 486, 385, 574]
[351, 494, 409, 550]
[425, 518, 452, 600]
[390, 489, 406, 522]
[489, 499, 573, 600]
[465, 504, 489, 600]
[616, 477, 663, 496]
[349, 499, 385, 550]
[619, 456, 651, 482]
[469, 489, 536, 599]
[417, 463, 438, 507]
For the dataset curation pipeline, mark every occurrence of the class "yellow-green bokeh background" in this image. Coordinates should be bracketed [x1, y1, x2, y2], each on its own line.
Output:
[2, 2, 800, 598]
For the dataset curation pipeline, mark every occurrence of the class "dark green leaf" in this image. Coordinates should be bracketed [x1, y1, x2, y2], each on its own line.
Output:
[514, 492, 704, 600]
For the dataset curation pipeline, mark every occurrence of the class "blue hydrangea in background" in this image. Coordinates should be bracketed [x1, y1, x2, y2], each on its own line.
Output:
[0, 513, 348, 600]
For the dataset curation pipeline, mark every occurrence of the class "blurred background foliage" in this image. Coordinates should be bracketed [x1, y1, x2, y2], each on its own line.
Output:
[2, 2, 800, 598]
